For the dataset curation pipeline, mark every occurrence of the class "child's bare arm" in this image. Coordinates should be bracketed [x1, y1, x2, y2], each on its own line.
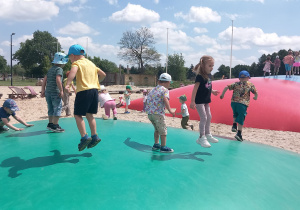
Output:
[98, 69, 106, 82]
[164, 97, 175, 117]
[13, 115, 34, 127]
[2, 117, 22, 131]
[220, 87, 229, 99]
[56, 75, 63, 98]
[253, 92, 258, 100]
[41, 75, 47, 97]
[190, 82, 200, 109]
[66, 66, 78, 88]
[71, 84, 76, 94]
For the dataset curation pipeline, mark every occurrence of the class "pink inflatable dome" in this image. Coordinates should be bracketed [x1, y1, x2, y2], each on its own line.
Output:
[129, 77, 300, 132]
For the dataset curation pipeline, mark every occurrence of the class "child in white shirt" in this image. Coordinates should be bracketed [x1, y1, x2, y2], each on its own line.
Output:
[176, 95, 193, 130]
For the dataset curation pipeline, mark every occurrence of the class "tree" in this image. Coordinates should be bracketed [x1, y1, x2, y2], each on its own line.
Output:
[0, 55, 9, 80]
[167, 53, 186, 81]
[118, 27, 161, 73]
[14, 30, 60, 75]
[186, 64, 195, 80]
[13, 64, 26, 77]
[213, 64, 230, 79]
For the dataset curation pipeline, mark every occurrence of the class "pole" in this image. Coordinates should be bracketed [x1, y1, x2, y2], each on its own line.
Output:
[229, 20, 233, 79]
[166, 28, 169, 73]
[56, 41, 58, 52]
[86, 38, 88, 58]
[11, 33, 15, 86]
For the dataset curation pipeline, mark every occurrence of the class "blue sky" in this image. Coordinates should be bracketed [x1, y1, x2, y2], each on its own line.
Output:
[1, 0, 299, 73]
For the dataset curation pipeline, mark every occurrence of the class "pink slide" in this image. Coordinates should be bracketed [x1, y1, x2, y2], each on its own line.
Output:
[129, 77, 300, 132]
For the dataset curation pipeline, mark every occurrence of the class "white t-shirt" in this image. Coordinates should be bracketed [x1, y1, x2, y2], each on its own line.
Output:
[181, 103, 189, 117]
[98, 93, 113, 107]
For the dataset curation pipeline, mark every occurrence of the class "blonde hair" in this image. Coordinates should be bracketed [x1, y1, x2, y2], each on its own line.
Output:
[193, 55, 214, 80]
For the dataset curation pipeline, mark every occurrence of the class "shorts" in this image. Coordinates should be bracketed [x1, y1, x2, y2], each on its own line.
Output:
[148, 114, 167, 135]
[45, 92, 62, 116]
[125, 98, 130, 106]
[74, 89, 98, 116]
[285, 64, 292, 71]
[231, 102, 248, 126]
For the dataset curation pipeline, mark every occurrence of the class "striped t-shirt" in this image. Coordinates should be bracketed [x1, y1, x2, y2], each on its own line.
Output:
[45, 65, 63, 94]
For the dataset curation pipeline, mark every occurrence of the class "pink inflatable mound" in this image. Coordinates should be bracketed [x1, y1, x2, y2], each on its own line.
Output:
[129, 77, 300, 132]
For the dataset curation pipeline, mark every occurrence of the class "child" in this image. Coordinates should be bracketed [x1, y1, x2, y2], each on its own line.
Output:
[41, 52, 68, 132]
[62, 71, 76, 116]
[293, 51, 300, 75]
[283, 50, 294, 78]
[190, 55, 220, 148]
[263, 56, 273, 77]
[65, 44, 106, 151]
[116, 96, 125, 108]
[145, 73, 175, 153]
[124, 85, 132, 114]
[273, 55, 281, 76]
[142, 89, 148, 112]
[98, 85, 117, 120]
[0, 99, 34, 132]
[220, 70, 258, 141]
[176, 94, 193, 130]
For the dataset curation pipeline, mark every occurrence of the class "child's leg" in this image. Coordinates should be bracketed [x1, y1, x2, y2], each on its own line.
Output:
[154, 131, 159, 144]
[204, 104, 212, 135]
[160, 135, 166, 147]
[75, 115, 87, 137]
[86, 113, 97, 136]
[111, 102, 117, 117]
[103, 103, 111, 118]
[181, 117, 187, 129]
[196, 104, 208, 136]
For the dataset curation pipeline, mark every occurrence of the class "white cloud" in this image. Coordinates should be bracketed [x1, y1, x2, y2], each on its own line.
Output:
[0, 0, 59, 21]
[193, 27, 208, 34]
[58, 22, 99, 36]
[193, 35, 217, 46]
[106, 0, 118, 5]
[51, 0, 73, 5]
[154, 0, 159, 4]
[175, 6, 221, 23]
[109, 3, 160, 23]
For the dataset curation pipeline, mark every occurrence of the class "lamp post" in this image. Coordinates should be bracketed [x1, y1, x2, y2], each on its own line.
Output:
[229, 20, 233, 79]
[11, 33, 15, 86]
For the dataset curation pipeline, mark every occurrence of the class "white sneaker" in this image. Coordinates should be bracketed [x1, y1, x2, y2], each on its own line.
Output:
[206, 134, 219, 143]
[102, 114, 109, 120]
[196, 136, 211, 148]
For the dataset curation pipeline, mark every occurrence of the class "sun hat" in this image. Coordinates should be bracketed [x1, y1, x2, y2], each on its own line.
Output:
[143, 89, 147, 93]
[159, 73, 172, 82]
[100, 85, 106, 91]
[126, 85, 132, 90]
[52, 52, 68, 64]
[276, 55, 279, 58]
[3, 99, 20, 112]
[239, 70, 250, 79]
[65, 44, 86, 58]
[178, 95, 187, 102]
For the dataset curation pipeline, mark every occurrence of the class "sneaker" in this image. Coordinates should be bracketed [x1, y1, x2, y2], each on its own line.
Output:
[113, 116, 117, 120]
[160, 146, 174, 153]
[47, 123, 54, 130]
[206, 134, 218, 143]
[196, 136, 211, 148]
[124, 111, 130, 114]
[152, 143, 161, 151]
[78, 135, 92, 151]
[231, 125, 237, 132]
[102, 114, 109, 120]
[235, 133, 244, 142]
[0, 126, 9, 132]
[190, 125, 194, 130]
[87, 134, 101, 149]
[50, 124, 65, 133]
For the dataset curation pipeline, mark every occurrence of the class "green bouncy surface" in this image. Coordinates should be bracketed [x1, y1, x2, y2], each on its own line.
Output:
[0, 118, 300, 210]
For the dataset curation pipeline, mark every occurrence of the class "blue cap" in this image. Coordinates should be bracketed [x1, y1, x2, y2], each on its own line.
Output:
[52, 52, 68, 64]
[65, 44, 86, 58]
[3, 99, 19, 112]
[239, 70, 250, 78]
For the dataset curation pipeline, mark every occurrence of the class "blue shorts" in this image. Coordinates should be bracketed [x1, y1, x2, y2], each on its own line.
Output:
[74, 89, 98, 116]
[231, 102, 248, 125]
[285, 64, 292, 71]
[45, 92, 62, 116]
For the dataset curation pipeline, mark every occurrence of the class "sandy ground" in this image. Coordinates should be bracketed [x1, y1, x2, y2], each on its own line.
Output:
[1, 85, 300, 154]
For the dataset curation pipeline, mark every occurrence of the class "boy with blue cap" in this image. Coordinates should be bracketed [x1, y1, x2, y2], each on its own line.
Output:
[220, 70, 258, 141]
[41, 52, 68, 132]
[0, 99, 34, 132]
[65, 44, 106, 151]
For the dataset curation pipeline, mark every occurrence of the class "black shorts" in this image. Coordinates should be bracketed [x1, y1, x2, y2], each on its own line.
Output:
[74, 89, 98, 116]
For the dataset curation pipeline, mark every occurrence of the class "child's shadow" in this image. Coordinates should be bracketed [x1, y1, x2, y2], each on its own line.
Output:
[0, 150, 92, 178]
[124, 138, 211, 162]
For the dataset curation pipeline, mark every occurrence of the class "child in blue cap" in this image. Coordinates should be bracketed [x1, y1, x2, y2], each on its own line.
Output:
[0, 99, 34, 132]
[220, 70, 258, 141]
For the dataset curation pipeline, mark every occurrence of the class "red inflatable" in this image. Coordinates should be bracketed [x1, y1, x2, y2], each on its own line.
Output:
[129, 78, 300, 132]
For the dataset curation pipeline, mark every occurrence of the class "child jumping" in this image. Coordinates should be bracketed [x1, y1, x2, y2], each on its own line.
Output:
[263, 56, 273, 77]
[98, 85, 117, 120]
[124, 85, 132, 114]
[0, 99, 34, 132]
[176, 94, 193, 130]
[283, 50, 294, 78]
[41, 52, 68, 132]
[293, 51, 300, 75]
[220, 70, 258, 141]
[65, 44, 106, 151]
[145, 73, 175, 153]
[190, 55, 220, 148]
[273, 55, 281, 76]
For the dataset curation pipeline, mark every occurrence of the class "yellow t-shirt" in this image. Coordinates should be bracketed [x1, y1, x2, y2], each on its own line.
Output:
[63, 78, 73, 88]
[72, 58, 101, 93]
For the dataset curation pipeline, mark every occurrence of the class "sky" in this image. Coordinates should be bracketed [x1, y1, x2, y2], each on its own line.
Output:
[1, 0, 300, 74]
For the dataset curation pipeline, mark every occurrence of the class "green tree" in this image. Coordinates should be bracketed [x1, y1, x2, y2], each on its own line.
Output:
[232, 64, 251, 78]
[118, 27, 161, 73]
[13, 64, 26, 77]
[213, 64, 230, 79]
[186, 64, 195, 80]
[0, 55, 9, 80]
[167, 53, 186, 81]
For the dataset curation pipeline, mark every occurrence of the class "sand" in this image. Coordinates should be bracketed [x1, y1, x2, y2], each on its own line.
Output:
[1, 85, 300, 154]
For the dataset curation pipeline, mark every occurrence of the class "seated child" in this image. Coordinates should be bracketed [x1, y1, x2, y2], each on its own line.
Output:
[0, 99, 34, 132]
[116, 96, 125, 108]
[176, 94, 193, 130]
[98, 85, 117, 120]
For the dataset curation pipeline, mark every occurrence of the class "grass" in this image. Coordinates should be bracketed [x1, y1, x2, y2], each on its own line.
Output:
[0, 77, 38, 86]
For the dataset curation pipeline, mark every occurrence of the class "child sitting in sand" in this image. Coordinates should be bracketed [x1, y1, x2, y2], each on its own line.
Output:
[0, 99, 34, 132]
[176, 95, 193, 130]
[98, 85, 117, 120]
[116, 96, 125, 108]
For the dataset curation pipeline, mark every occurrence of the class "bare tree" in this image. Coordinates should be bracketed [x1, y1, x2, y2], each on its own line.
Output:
[118, 27, 160, 72]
